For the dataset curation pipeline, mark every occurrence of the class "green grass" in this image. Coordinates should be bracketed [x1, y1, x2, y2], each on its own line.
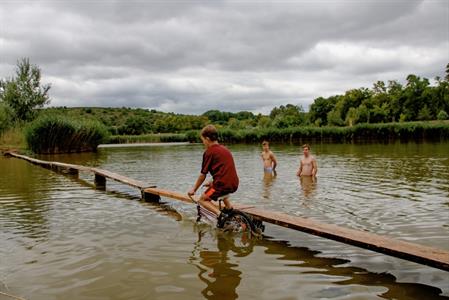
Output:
[0, 125, 27, 152]
[184, 121, 449, 144]
[108, 133, 188, 144]
[25, 115, 110, 154]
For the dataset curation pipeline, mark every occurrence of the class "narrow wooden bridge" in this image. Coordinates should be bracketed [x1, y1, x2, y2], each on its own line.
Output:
[5, 151, 449, 272]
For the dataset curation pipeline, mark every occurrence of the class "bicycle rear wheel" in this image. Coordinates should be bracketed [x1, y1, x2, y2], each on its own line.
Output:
[221, 210, 264, 237]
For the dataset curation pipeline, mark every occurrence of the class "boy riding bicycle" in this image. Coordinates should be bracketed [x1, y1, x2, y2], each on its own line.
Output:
[188, 125, 238, 228]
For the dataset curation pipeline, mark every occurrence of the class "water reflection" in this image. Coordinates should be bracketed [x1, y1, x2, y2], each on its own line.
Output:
[0, 157, 51, 240]
[262, 170, 277, 199]
[299, 175, 317, 199]
[189, 227, 256, 300]
[37, 151, 106, 167]
[189, 227, 448, 300]
[259, 236, 448, 300]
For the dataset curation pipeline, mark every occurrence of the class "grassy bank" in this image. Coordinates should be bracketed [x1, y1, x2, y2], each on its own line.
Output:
[0, 126, 27, 152]
[2, 120, 448, 153]
[185, 121, 449, 144]
[108, 133, 188, 144]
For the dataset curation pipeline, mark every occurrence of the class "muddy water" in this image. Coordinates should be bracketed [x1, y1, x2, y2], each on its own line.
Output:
[1, 141, 448, 299]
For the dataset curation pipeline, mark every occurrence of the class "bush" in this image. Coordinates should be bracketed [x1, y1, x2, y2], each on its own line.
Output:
[0, 102, 14, 134]
[108, 133, 187, 144]
[25, 115, 109, 153]
[437, 110, 448, 120]
[186, 130, 201, 143]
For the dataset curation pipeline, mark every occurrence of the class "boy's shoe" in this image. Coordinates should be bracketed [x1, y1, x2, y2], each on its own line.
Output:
[216, 211, 229, 229]
[221, 207, 234, 215]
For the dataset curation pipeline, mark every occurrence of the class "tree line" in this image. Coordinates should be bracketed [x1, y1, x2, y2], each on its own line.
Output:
[1, 58, 448, 139]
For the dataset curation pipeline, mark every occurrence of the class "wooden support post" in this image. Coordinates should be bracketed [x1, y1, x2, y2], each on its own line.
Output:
[141, 190, 160, 203]
[66, 168, 79, 175]
[94, 173, 106, 189]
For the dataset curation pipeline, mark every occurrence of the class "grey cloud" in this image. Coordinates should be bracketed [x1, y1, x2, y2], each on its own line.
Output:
[0, 0, 447, 114]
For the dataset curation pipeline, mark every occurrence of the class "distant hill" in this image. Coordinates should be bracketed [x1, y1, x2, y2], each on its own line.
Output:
[39, 107, 212, 135]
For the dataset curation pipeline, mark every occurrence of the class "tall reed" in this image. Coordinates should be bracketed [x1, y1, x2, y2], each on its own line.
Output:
[25, 115, 110, 153]
[108, 133, 188, 144]
[185, 121, 449, 144]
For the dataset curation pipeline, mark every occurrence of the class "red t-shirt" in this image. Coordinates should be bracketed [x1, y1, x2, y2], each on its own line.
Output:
[201, 144, 239, 193]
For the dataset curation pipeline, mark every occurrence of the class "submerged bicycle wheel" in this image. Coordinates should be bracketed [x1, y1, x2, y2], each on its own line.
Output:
[222, 212, 252, 233]
[221, 210, 265, 237]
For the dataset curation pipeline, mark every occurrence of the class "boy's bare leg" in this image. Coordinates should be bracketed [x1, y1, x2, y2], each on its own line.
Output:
[198, 194, 220, 216]
[222, 197, 233, 210]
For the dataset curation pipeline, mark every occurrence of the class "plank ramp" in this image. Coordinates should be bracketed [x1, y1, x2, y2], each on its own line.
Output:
[5, 152, 449, 271]
[142, 187, 449, 272]
[5, 152, 154, 189]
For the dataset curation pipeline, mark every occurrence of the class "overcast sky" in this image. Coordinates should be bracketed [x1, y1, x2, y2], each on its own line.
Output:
[1, 0, 448, 114]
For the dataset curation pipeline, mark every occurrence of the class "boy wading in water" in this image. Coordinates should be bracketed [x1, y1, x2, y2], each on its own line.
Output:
[188, 125, 239, 228]
[296, 144, 317, 178]
[261, 141, 277, 174]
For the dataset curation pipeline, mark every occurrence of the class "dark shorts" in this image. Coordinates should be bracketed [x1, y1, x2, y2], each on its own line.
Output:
[203, 187, 230, 201]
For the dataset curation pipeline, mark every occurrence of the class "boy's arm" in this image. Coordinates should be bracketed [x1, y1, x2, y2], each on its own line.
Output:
[296, 160, 302, 176]
[188, 173, 206, 195]
[270, 152, 277, 170]
[312, 158, 318, 177]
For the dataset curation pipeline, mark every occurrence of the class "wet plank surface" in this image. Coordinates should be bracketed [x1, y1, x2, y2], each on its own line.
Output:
[5, 152, 155, 189]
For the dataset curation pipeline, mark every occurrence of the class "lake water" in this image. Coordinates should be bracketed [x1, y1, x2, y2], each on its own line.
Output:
[1, 141, 448, 300]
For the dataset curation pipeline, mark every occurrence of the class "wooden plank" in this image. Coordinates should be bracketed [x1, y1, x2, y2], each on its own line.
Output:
[5, 152, 91, 172]
[142, 187, 449, 272]
[235, 206, 449, 272]
[5, 152, 155, 189]
[91, 168, 153, 189]
[144, 187, 196, 204]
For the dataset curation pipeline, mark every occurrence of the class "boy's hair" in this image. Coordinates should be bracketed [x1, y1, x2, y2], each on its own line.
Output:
[201, 125, 218, 141]
[262, 140, 269, 146]
[302, 143, 311, 150]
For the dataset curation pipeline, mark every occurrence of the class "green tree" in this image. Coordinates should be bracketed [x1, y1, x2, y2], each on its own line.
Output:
[0, 102, 14, 134]
[0, 58, 51, 121]
[417, 105, 431, 121]
[369, 81, 391, 123]
[402, 74, 430, 121]
[202, 110, 232, 125]
[445, 63, 449, 82]
[309, 96, 340, 126]
[370, 103, 389, 123]
[327, 109, 344, 126]
[432, 76, 449, 117]
[345, 107, 358, 126]
[340, 88, 372, 121]
[387, 80, 404, 122]
[356, 104, 370, 123]
[119, 116, 147, 135]
[257, 116, 272, 128]
[437, 110, 448, 120]
[235, 111, 255, 120]
[270, 104, 305, 127]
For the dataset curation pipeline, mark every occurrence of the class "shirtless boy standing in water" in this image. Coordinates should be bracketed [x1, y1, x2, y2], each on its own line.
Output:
[296, 144, 317, 177]
[261, 141, 277, 173]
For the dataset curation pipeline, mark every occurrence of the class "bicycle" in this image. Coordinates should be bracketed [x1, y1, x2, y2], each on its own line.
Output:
[189, 194, 265, 238]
